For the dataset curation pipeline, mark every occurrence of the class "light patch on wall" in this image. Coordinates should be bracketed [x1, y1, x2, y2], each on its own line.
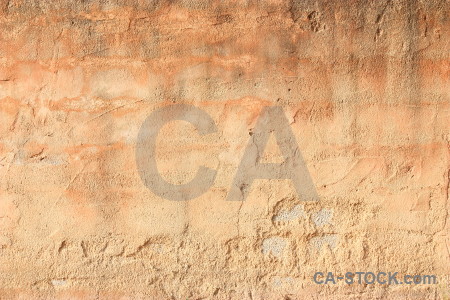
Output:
[309, 235, 338, 250]
[51, 279, 67, 287]
[274, 204, 306, 222]
[312, 208, 333, 227]
[262, 237, 287, 258]
[272, 276, 294, 288]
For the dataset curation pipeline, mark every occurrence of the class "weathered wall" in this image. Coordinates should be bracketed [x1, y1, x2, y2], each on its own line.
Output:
[0, 0, 449, 299]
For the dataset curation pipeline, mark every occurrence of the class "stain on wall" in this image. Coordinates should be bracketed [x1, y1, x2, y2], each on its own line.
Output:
[0, 0, 449, 299]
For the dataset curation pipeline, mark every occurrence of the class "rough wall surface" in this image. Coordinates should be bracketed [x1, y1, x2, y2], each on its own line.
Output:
[0, 0, 449, 299]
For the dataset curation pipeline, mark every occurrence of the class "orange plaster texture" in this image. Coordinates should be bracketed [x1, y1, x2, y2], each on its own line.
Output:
[0, 0, 449, 299]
